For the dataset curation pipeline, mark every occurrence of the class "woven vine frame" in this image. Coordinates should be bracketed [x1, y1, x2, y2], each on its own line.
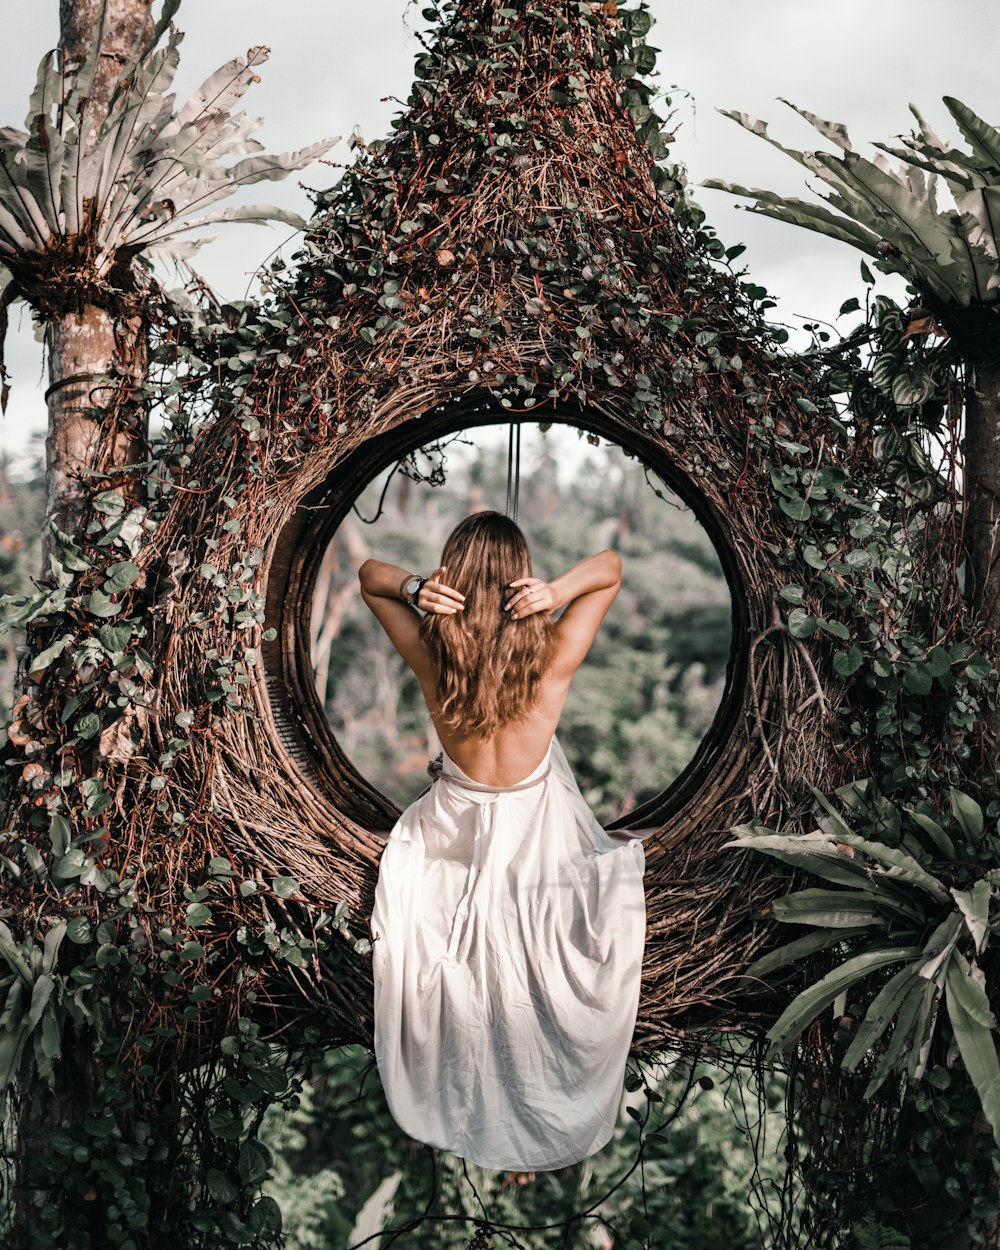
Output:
[142, 380, 852, 1054]
[6, 0, 888, 1060]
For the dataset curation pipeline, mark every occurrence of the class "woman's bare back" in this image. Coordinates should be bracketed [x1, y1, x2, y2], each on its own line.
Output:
[421, 664, 574, 787]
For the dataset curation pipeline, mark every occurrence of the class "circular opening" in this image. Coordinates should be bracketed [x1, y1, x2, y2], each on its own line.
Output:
[263, 397, 749, 835]
[310, 424, 732, 826]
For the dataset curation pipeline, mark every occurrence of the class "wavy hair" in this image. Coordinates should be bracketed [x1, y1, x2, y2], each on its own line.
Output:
[419, 511, 555, 736]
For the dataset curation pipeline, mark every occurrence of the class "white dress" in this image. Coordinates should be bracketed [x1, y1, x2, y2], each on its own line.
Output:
[370, 737, 646, 1171]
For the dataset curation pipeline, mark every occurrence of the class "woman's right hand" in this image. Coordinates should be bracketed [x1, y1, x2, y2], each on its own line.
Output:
[418, 567, 465, 615]
[505, 577, 557, 619]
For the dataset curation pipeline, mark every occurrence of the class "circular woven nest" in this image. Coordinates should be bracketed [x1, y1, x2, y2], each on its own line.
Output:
[123, 0, 874, 1055]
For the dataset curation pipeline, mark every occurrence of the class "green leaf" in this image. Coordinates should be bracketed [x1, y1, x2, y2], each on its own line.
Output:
[185, 903, 212, 927]
[746, 926, 873, 980]
[52, 849, 88, 881]
[86, 590, 121, 619]
[950, 789, 984, 841]
[841, 965, 920, 1071]
[946, 966, 1000, 1145]
[206, 1167, 240, 1205]
[248, 1065, 288, 1095]
[904, 665, 933, 695]
[770, 888, 892, 929]
[48, 813, 70, 858]
[817, 617, 850, 641]
[864, 979, 933, 1097]
[247, 1196, 282, 1239]
[238, 1139, 273, 1186]
[779, 495, 812, 521]
[917, 913, 963, 984]
[0, 922, 33, 983]
[97, 622, 134, 654]
[270, 876, 299, 899]
[963, 655, 993, 681]
[787, 608, 817, 638]
[103, 561, 140, 594]
[66, 916, 93, 945]
[952, 880, 991, 954]
[28, 634, 71, 676]
[833, 646, 863, 677]
[908, 810, 956, 860]
[766, 945, 923, 1056]
[836, 833, 951, 903]
[946, 951, 996, 1029]
[26, 973, 54, 1031]
[92, 490, 125, 518]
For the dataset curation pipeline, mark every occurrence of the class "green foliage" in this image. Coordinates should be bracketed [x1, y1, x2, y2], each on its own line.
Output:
[706, 96, 1000, 310]
[730, 784, 1000, 1132]
[259, 1046, 783, 1250]
[853, 1217, 912, 1250]
[0, 448, 43, 723]
[0, 0, 336, 383]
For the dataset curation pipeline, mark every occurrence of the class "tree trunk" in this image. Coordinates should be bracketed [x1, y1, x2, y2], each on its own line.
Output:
[16, 11, 155, 1245]
[947, 354, 1000, 1250]
[39, 0, 154, 570]
[965, 360, 1000, 624]
[59, 0, 154, 124]
[42, 307, 146, 565]
[964, 358, 1000, 773]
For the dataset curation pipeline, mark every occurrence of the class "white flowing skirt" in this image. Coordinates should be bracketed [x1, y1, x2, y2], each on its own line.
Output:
[370, 738, 646, 1171]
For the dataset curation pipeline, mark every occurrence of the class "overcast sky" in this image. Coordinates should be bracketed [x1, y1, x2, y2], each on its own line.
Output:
[1, 0, 996, 466]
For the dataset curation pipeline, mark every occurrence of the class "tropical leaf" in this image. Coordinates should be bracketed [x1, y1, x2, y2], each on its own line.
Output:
[952, 879, 992, 954]
[744, 926, 873, 981]
[864, 978, 932, 1098]
[770, 887, 906, 929]
[950, 788, 985, 841]
[841, 965, 920, 1072]
[0, 22, 338, 297]
[943, 97, 1000, 169]
[765, 945, 923, 1057]
[947, 951, 996, 1029]
[906, 809, 956, 860]
[709, 96, 1000, 308]
[917, 913, 963, 985]
[834, 833, 951, 903]
[946, 961, 1000, 1144]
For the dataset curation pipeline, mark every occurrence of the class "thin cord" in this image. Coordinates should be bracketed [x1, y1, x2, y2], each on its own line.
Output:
[505, 423, 521, 523]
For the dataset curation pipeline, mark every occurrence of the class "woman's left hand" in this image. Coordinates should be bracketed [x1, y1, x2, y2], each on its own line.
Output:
[417, 567, 465, 615]
[505, 577, 556, 619]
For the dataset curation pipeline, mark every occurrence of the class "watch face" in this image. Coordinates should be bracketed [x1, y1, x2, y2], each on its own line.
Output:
[405, 577, 422, 598]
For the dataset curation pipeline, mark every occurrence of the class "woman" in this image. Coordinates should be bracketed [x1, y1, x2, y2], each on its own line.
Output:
[359, 511, 646, 1171]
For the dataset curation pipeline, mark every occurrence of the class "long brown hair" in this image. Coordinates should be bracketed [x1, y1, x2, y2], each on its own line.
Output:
[419, 511, 555, 736]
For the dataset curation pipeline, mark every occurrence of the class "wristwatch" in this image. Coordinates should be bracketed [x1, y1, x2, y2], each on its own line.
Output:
[400, 574, 426, 606]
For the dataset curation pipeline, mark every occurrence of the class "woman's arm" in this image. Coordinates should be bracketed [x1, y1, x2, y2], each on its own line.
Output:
[504, 550, 622, 618]
[504, 549, 622, 679]
[358, 560, 464, 678]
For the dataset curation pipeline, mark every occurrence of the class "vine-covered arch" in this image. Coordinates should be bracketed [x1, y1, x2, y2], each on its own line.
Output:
[100, 0, 863, 1049]
[263, 393, 752, 840]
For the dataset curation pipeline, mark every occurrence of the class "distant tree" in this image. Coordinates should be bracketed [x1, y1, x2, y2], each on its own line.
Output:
[708, 98, 1000, 665]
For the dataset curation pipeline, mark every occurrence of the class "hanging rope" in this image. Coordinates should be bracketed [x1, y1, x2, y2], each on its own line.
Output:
[505, 422, 521, 523]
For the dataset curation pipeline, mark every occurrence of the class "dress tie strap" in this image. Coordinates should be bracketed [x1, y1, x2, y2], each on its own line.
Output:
[427, 753, 551, 793]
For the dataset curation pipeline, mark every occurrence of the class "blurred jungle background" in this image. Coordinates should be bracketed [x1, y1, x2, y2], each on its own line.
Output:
[310, 421, 732, 827]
